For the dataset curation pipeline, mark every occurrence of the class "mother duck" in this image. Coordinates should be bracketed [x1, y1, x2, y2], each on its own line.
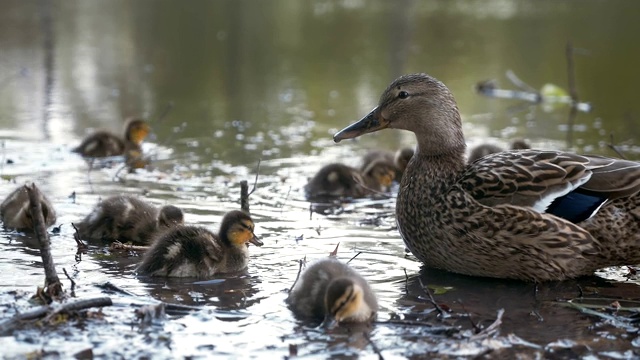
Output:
[334, 73, 640, 281]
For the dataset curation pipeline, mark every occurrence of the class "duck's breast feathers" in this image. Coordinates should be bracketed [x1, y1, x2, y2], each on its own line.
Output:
[458, 150, 640, 220]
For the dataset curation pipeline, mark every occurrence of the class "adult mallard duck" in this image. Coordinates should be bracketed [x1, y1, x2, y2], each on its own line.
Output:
[0, 185, 57, 230]
[305, 159, 396, 200]
[73, 117, 151, 158]
[334, 73, 640, 282]
[75, 195, 184, 245]
[287, 258, 377, 325]
[137, 210, 263, 278]
[468, 139, 530, 163]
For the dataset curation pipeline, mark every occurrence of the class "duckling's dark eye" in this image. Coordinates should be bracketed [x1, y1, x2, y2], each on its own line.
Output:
[398, 91, 409, 99]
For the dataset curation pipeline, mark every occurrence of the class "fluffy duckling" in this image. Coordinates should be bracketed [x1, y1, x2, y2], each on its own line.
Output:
[0, 185, 57, 231]
[393, 147, 415, 178]
[137, 210, 263, 278]
[305, 159, 396, 199]
[73, 117, 151, 158]
[75, 196, 184, 245]
[287, 258, 378, 325]
[360, 147, 414, 180]
[468, 138, 531, 163]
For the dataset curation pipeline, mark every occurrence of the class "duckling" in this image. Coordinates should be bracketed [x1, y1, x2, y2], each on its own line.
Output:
[74, 195, 184, 245]
[393, 147, 415, 178]
[73, 117, 151, 158]
[305, 159, 396, 200]
[287, 258, 378, 325]
[468, 139, 531, 163]
[137, 210, 263, 278]
[0, 185, 57, 230]
[360, 147, 414, 180]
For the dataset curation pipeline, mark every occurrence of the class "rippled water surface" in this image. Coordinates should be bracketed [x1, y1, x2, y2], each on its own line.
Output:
[2, 0, 640, 358]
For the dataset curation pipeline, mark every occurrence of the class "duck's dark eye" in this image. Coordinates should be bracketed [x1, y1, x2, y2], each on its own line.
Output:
[398, 91, 409, 99]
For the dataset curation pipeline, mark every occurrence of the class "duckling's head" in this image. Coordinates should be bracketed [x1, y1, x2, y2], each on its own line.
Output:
[510, 139, 531, 150]
[323, 277, 372, 325]
[219, 210, 263, 247]
[334, 73, 465, 153]
[124, 118, 151, 145]
[157, 205, 184, 228]
[363, 159, 396, 188]
[394, 147, 414, 173]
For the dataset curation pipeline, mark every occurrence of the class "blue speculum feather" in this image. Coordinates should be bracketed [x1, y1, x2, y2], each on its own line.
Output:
[546, 188, 609, 223]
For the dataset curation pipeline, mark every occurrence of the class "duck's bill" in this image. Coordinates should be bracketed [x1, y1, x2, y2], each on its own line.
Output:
[249, 236, 264, 247]
[320, 314, 338, 329]
[333, 107, 389, 143]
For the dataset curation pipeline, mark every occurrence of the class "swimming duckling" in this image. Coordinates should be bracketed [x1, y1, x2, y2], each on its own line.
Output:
[468, 138, 531, 163]
[137, 210, 263, 278]
[305, 159, 396, 199]
[73, 117, 151, 158]
[287, 258, 378, 325]
[0, 185, 57, 231]
[393, 147, 415, 178]
[74, 195, 184, 245]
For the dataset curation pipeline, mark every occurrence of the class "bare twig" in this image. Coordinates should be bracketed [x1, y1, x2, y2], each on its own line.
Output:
[607, 133, 628, 159]
[71, 223, 88, 252]
[363, 331, 385, 360]
[329, 243, 340, 257]
[469, 308, 504, 340]
[403, 268, 409, 295]
[457, 300, 480, 333]
[288, 257, 306, 294]
[279, 186, 291, 214]
[346, 252, 362, 264]
[0, 296, 112, 335]
[110, 241, 150, 252]
[62, 268, 76, 297]
[26, 184, 63, 299]
[248, 159, 262, 196]
[565, 41, 578, 149]
[418, 278, 449, 319]
[153, 101, 174, 125]
[240, 180, 250, 214]
[505, 69, 538, 93]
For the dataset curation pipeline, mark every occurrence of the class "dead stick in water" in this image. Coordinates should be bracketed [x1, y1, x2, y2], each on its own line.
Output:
[240, 180, 250, 214]
[565, 41, 578, 149]
[110, 241, 150, 252]
[0, 296, 113, 335]
[26, 183, 63, 299]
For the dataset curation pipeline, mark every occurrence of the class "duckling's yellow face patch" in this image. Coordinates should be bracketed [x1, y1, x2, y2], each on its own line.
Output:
[329, 284, 365, 322]
[128, 122, 151, 144]
[228, 219, 263, 247]
[373, 169, 395, 187]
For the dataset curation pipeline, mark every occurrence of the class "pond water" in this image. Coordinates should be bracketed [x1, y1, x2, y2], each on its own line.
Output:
[1, 0, 640, 358]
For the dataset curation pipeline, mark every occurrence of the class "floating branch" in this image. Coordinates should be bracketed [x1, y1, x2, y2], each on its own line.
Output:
[0, 296, 112, 335]
[469, 308, 504, 340]
[110, 241, 150, 252]
[418, 278, 449, 319]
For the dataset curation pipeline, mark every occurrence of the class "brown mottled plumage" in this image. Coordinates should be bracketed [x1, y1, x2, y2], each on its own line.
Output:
[287, 258, 377, 325]
[73, 118, 150, 158]
[137, 210, 263, 278]
[75, 196, 184, 245]
[334, 73, 640, 281]
[468, 139, 530, 163]
[305, 159, 396, 200]
[0, 185, 57, 230]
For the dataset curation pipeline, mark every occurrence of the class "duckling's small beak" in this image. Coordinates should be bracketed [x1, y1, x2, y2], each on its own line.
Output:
[320, 314, 338, 329]
[333, 107, 389, 143]
[249, 234, 263, 247]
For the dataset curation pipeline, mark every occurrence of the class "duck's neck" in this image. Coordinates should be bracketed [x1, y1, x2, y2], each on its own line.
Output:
[403, 140, 467, 193]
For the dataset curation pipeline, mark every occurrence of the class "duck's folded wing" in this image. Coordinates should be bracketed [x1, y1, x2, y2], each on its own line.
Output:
[458, 150, 640, 222]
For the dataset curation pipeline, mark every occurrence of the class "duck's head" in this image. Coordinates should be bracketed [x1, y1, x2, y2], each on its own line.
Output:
[322, 277, 372, 326]
[124, 118, 151, 145]
[363, 159, 396, 188]
[158, 205, 185, 228]
[334, 73, 465, 154]
[220, 210, 263, 247]
[394, 147, 415, 173]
